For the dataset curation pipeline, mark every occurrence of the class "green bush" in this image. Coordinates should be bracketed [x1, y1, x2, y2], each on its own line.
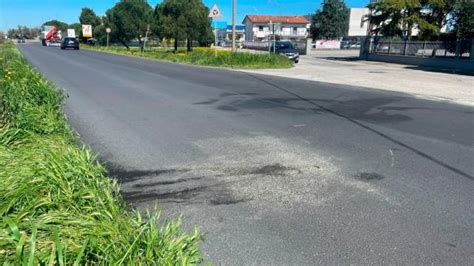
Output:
[87, 45, 293, 69]
[0, 42, 202, 264]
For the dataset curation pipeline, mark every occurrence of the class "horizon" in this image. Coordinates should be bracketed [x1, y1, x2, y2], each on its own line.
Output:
[0, 0, 369, 32]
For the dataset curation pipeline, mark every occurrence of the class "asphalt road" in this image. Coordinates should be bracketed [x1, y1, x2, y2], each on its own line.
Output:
[19, 44, 473, 264]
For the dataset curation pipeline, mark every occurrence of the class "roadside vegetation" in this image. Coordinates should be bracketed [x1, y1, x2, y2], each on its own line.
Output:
[0, 42, 201, 264]
[85, 45, 293, 69]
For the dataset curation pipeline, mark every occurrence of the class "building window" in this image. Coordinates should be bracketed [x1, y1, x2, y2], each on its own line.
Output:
[259, 26, 264, 31]
[293, 27, 297, 35]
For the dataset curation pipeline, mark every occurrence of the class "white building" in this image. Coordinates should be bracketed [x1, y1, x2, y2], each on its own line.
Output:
[348, 8, 370, 37]
[242, 15, 310, 42]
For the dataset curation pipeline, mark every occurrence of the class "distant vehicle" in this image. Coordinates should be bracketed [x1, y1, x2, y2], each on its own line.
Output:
[341, 40, 361, 49]
[61, 37, 79, 50]
[270, 41, 299, 63]
[17, 37, 25, 43]
[41, 26, 61, 46]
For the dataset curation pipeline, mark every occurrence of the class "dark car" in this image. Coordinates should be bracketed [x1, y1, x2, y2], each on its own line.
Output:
[17, 37, 25, 43]
[61, 37, 79, 50]
[270, 41, 299, 63]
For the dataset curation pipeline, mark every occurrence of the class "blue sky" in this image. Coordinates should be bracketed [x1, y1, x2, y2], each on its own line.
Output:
[0, 0, 369, 31]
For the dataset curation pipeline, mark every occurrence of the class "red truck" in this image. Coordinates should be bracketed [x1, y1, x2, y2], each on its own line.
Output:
[41, 26, 61, 46]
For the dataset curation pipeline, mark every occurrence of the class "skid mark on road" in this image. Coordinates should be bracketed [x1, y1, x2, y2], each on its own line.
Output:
[245, 73, 474, 180]
[112, 135, 398, 209]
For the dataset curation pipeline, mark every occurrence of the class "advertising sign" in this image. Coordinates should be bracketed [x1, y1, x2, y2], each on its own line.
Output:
[67, 29, 76, 38]
[314, 40, 341, 49]
[82, 24, 92, 37]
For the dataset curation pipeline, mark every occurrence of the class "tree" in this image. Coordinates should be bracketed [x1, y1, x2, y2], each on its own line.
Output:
[42, 20, 69, 33]
[79, 7, 101, 28]
[368, 0, 456, 40]
[310, 0, 349, 40]
[7, 25, 41, 39]
[451, 0, 474, 40]
[106, 0, 153, 50]
[155, 0, 213, 51]
[155, 0, 189, 51]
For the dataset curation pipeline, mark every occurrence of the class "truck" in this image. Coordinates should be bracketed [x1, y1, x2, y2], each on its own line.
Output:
[41, 26, 61, 46]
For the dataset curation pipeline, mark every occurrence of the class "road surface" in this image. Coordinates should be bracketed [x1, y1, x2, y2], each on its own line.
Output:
[19, 44, 473, 264]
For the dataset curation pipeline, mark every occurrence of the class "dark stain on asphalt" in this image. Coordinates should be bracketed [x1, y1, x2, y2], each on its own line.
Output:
[193, 98, 219, 105]
[354, 172, 386, 181]
[250, 163, 300, 176]
[217, 105, 239, 111]
[122, 186, 207, 203]
[132, 176, 204, 188]
[220, 92, 258, 97]
[443, 242, 457, 248]
[209, 195, 249, 205]
[106, 163, 190, 183]
[123, 180, 249, 206]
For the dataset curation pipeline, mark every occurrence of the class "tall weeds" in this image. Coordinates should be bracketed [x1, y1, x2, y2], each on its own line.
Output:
[0, 42, 202, 264]
[88, 45, 293, 69]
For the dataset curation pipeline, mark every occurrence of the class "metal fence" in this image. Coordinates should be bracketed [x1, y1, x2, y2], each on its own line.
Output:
[371, 39, 472, 59]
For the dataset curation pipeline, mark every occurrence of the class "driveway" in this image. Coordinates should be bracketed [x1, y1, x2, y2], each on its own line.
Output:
[19, 43, 474, 264]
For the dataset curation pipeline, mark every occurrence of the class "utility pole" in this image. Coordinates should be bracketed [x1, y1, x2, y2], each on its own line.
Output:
[232, 0, 236, 52]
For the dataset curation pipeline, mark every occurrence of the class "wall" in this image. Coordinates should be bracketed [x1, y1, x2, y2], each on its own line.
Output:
[365, 54, 474, 73]
[360, 38, 474, 74]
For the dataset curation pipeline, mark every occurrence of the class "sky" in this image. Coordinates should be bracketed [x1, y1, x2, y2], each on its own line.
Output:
[0, 0, 369, 32]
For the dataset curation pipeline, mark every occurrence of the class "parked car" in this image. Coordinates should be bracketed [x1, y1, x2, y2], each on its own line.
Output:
[270, 41, 299, 63]
[60, 37, 79, 50]
[341, 40, 361, 49]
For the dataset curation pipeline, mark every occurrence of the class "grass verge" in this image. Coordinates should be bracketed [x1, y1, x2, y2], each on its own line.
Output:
[84, 45, 293, 69]
[0, 42, 202, 264]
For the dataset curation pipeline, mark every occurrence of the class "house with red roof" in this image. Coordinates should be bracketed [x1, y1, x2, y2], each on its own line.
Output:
[242, 15, 310, 42]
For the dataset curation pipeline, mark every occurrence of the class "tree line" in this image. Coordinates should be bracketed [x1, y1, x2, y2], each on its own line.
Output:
[85, 0, 213, 51]
[369, 0, 474, 41]
[6, 26, 42, 40]
[309, 0, 473, 41]
[42, 0, 213, 51]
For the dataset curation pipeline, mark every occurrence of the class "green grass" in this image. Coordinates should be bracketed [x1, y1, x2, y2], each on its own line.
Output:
[0, 42, 202, 264]
[84, 45, 293, 69]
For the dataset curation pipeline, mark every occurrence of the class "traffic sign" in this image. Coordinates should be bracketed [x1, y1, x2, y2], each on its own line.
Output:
[208, 4, 222, 18]
[106, 27, 111, 33]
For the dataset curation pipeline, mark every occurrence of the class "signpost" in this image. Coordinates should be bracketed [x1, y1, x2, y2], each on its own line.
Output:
[208, 4, 222, 48]
[106, 27, 111, 48]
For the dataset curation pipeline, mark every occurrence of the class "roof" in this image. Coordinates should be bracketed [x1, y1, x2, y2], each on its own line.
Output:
[243, 15, 310, 24]
[226, 25, 245, 31]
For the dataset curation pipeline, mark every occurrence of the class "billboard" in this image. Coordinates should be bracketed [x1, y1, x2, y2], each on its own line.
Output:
[82, 25, 92, 37]
[67, 29, 76, 38]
